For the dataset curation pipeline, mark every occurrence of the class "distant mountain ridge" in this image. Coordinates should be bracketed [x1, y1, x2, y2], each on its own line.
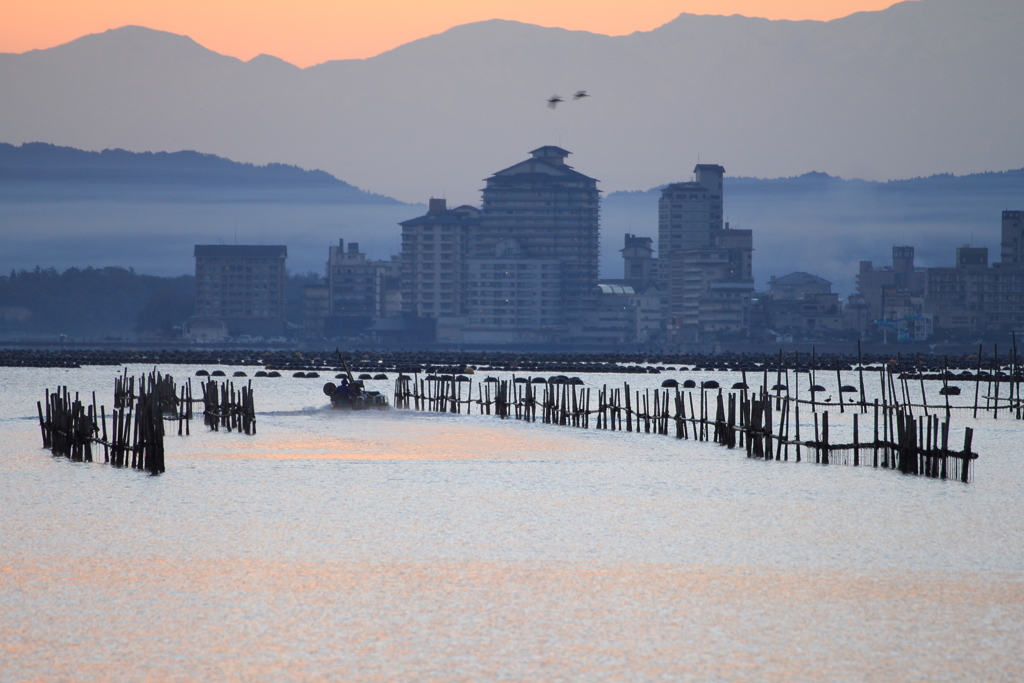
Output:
[0, 0, 1021, 202]
[0, 142, 400, 203]
[606, 167, 1024, 202]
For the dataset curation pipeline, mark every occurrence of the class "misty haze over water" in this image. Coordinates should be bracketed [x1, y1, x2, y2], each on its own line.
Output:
[3, 143, 1022, 296]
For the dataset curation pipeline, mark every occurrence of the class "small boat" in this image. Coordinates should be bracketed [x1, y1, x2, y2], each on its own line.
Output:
[323, 380, 389, 410]
[323, 356, 388, 410]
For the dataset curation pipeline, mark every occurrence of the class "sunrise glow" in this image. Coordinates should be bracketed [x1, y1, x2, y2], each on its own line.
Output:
[2, 1, 913, 67]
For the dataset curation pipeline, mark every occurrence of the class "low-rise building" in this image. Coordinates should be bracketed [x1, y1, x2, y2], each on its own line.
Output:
[924, 244, 1024, 337]
[856, 245, 926, 327]
[766, 272, 844, 333]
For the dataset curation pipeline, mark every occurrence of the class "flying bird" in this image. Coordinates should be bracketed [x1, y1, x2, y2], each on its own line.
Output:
[573, 90, 589, 100]
[547, 95, 564, 109]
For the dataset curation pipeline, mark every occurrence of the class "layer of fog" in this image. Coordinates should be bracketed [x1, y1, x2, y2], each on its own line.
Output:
[4, 174, 1021, 298]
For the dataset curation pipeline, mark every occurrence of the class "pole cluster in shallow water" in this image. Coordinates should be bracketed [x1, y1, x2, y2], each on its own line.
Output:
[200, 378, 256, 434]
[37, 369, 258, 474]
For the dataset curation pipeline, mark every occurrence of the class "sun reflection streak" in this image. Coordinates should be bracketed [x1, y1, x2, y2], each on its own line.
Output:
[2, 556, 1022, 681]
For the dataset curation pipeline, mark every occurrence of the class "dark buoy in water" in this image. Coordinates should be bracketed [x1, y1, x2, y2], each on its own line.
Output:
[306, 372, 320, 378]
[293, 372, 306, 378]
[233, 371, 247, 377]
[732, 382, 748, 390]
[840, 385, 858, 393]
[359, 374, 372, 380]
[211, 370, 226, 377]
[940, 385, 961, 395]
[196, 370, 209, 377]
[323, 382, 337, 396]
[661, 379, 679, 388]
[254, 371, 268, 377]
[701, 380, 720, 389]
[267, 371, 281, 378]
[683, 379, 697, 388]
[374, 374, 388, 380]
[771, 384, 787, 391]
[811, 385, 826, 392]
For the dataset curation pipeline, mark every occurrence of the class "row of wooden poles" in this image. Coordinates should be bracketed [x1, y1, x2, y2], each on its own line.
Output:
[393, 373, 977, 482]
[764, 341, 1024, 420]
[37, 370, 257, 473]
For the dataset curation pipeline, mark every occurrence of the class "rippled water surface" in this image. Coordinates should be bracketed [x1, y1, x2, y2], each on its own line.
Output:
[2, 365, 1023, 681]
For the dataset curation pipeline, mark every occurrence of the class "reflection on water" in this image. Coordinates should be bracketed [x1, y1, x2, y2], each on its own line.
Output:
[3, 556, 1022, 682]
[2, 365, 1023, 681]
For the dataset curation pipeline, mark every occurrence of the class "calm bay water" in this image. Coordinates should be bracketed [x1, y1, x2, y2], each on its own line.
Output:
[2, 365, 1023, 681]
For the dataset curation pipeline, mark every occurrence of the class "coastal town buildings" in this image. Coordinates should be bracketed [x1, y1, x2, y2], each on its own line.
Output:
[399, 199, 479, 320]
[327, 240, 382, 318]
[323, 239, 402, 337]
[468, 146, 600, 343]
[854, 214, 1024, 340]
[765, 272, 844, 333]
[192, 244, 287, 337]
[301, 283, 329, 337]
[1000, 210, 1024, 265]
[855, 246, 926, 329]
[463, 257, 563, 343]
[658, 164, 754, 342]
[621, 234, 657, 286]
[923, 242, 1024, 337]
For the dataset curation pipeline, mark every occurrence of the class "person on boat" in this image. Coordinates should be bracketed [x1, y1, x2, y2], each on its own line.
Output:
[333, 378, 354, 403]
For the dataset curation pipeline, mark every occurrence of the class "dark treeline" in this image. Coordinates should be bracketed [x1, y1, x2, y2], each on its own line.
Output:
[0, 267, 195, 338]
[0, 266, 322, 338]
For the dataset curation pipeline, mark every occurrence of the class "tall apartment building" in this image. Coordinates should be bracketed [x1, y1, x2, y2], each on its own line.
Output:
[399, 199, 480, 319]
[658, 164, 753, 341]
[474, 146, 600, 332]
[193, 244, 287, 336]
[327, 239, 382, 318]
[1000, 210, 1024, 265]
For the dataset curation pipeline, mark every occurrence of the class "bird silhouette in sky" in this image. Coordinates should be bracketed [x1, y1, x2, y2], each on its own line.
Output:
[573, 90, 589, 100]
[547, 95, 564, 109]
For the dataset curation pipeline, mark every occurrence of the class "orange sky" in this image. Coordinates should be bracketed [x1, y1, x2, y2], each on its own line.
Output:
[1, 1, 911, 67]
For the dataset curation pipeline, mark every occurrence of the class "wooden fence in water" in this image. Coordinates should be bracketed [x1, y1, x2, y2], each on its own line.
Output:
[393, 372, 978, 482]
